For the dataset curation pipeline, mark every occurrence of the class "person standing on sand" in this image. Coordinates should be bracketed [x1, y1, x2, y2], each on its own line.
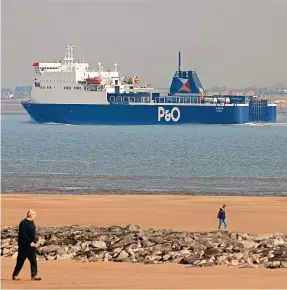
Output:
[217, 204, 227, 230]
[12, 210, 42, 281]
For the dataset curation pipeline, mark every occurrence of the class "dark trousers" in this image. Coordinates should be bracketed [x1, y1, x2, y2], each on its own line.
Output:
[12, 247, 37, 277]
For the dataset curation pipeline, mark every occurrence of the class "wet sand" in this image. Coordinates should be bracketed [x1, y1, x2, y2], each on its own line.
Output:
[1, 194, 287, 289]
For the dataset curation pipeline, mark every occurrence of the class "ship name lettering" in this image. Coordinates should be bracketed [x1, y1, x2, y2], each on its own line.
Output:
[158, 107, 181, 122]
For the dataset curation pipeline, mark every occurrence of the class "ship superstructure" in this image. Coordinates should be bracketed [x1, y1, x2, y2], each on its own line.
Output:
[30, 45, 152, 105]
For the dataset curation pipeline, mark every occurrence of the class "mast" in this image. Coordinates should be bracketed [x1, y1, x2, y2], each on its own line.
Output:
[64, 45, 75, 67]
[178, 51, 181, 73]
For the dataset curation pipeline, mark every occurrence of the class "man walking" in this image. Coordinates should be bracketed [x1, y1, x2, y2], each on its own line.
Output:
[12, 210, 41, 281]
[217, 204, 227, 230]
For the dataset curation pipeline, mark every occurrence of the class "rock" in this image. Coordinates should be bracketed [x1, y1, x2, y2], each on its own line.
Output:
[36, 237, 46, 247]
[215, 255, 227, 266]
[200, 261, 214, 267]
[240, 263, 259, 268]
[56, 253, 72, 260]
[112, 247, 122, 254]
[91, 241, 107, 249]
[66, 247, 79, 258]
[47, 254, 57, 260]
[267, 261, 281, 269]
[103, 252, 110, 262]
[1, 238, 11, 246]
[230, 259, 239, 266]
[241, 240, 259, 249]
[179, 249, 191, 256]
[2, 248, 10, 256]
[240, 233, 250, 239]
[205, 248, 222, 256]
[273, 238, 286, 246]
[111, 236, 136, 248]
[260, 257, 268, 264]
[88, 255, 100, 262]
[116, 250, 129, 262]
[81, 241, 91, 249]
[255, 233, 274, 241]
[180, 257, 197, 265]
[233, 253, 244, 260]
[198, 259, 208, 266]
[38, 245, 61, 255]
[163, 254, 172, 261]
[125, 224, 140, 232]
[1, 225, 287, 269]
[267, 251, 275, 259]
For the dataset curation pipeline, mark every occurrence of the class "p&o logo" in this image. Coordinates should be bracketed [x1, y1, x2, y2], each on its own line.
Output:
[158, 107, 181, 122]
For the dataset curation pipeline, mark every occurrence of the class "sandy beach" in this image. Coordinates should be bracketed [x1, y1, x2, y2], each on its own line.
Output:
[1, 194, 287, 289]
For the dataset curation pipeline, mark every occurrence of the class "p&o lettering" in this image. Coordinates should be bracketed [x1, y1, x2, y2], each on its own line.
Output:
[158, 107, 181, 122]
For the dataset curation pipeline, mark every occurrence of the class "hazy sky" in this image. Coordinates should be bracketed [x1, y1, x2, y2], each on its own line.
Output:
[2, 0, 287, 89]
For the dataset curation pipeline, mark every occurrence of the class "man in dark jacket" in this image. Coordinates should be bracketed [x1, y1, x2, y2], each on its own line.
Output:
[12, 210, 41, 281]
[217, 204, 227, 229]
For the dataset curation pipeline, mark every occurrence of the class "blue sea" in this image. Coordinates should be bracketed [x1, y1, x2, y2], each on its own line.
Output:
[1, 114, 287, 196]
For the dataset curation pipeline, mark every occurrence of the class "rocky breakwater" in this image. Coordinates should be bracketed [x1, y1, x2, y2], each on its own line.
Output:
[1, 225, 287, 269]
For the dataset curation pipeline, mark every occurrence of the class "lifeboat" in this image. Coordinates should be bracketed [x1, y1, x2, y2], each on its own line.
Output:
[133, 76, 139, 85]
[86, 77, 101, 85]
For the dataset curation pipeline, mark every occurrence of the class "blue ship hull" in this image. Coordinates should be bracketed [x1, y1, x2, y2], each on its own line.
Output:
[22, 102, 250, 125]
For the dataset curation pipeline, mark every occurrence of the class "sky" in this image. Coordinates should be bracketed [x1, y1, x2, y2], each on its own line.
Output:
[1, 0, 287, 89]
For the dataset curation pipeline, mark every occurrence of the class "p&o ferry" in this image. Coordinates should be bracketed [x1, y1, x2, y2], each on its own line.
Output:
[22, 45, 276, 125]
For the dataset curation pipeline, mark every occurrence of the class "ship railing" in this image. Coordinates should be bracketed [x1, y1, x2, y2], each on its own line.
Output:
[154, 96, 201, 104]
[109, 96, 151, 104]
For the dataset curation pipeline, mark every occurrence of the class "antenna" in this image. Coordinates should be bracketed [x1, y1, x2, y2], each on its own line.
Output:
[178, 51, 181, 73]
[64, 45, 75, 66]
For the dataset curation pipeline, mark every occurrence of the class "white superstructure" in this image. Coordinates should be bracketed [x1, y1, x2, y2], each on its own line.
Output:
[30, 45, 153, 104]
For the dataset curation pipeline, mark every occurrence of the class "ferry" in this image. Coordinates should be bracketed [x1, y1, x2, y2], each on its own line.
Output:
[22, 45, 276, 124]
